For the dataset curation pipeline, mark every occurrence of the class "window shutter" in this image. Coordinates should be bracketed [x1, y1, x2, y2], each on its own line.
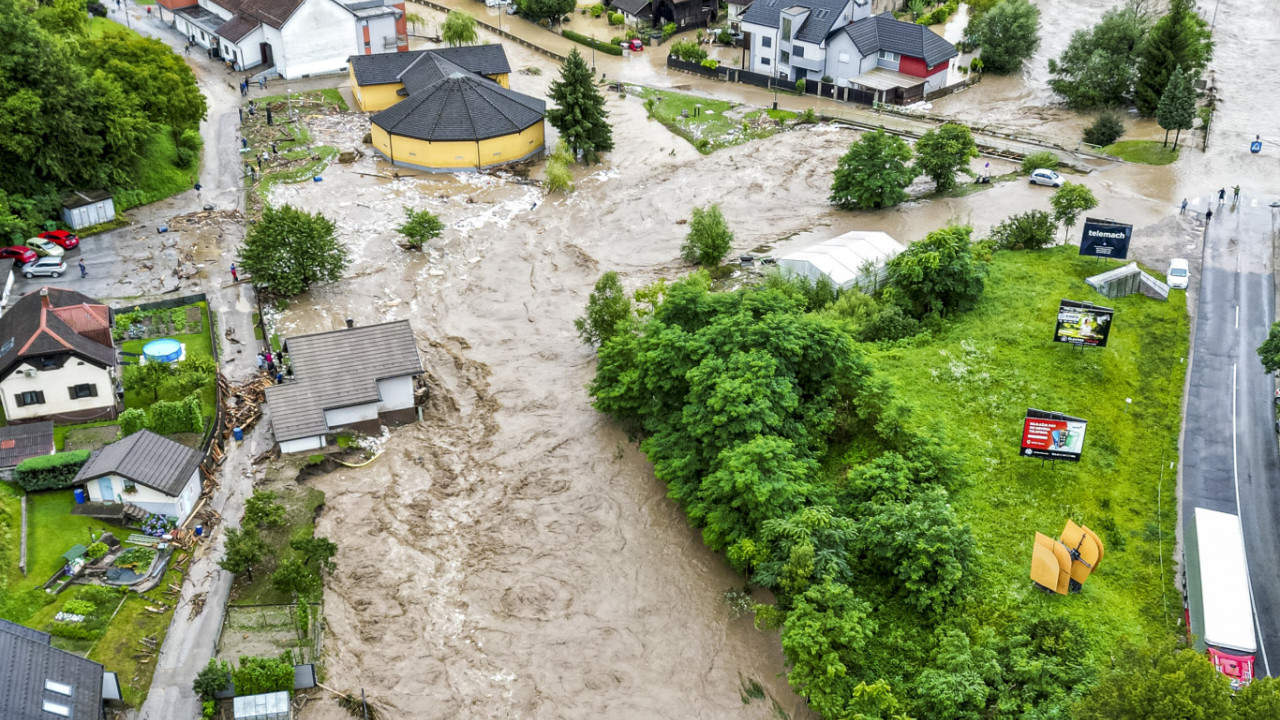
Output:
[36, 391, 44, 404]
[15, 394, 24, 408]
[89, 384, 98, 397]
[69, 387, 77, 400]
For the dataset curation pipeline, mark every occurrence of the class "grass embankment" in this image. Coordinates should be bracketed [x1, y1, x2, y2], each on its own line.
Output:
[229, 484, 327, 605]
[867, 246, 1187, 657]
[1100, 140, 1180, 165]
[632, 84, 800, 153]
[242, 90, 346, 201]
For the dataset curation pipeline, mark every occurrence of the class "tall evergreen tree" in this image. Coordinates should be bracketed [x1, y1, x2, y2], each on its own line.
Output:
[546, 49, 614, 164]
[1134, 0, 1212, 115]
[1155, 66, 1195, 149]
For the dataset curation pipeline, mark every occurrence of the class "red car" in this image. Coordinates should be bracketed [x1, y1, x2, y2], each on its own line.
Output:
[38, 230, 80, 250]
[0, 246, 37, 265]
[625, 39, 643, 51]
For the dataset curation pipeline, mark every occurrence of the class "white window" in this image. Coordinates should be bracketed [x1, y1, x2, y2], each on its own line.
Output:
[838, 52, 850, 63]
[42, 701, 71, 717]
[44, 680, 72, 696]
[878, 50, 899, 62]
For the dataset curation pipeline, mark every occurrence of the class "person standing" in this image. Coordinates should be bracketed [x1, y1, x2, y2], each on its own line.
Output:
[1233, 185, 1241, 201]
[256, 353, 266, 370]
[1180, 198, 1188, 214]
[1206, 208, 1214, 222]
[231, 263, 239, 282]
[1218, 187, 1226, 204]
[78, 259, 87, 278]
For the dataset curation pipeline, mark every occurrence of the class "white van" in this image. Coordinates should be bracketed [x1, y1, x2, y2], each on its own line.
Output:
[1168, 258, 1189, 289]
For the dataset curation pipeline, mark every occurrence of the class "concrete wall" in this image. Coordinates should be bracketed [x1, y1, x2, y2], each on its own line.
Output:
[280, 435, 326, 454]
[0, 360, 114, 423]
[84, 469, 200, 522]
[277, 0, 356, 78]
[372, 122, 545, 171]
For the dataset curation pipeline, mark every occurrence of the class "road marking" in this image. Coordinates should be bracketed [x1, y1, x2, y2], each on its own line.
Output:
[1237, 306, 1241, 329]
[1232, 362, 1272, 676]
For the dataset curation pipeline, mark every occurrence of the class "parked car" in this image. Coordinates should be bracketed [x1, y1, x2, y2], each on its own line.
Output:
[1168, 258, 1189, 289]
[505, 3, 517, 13]
[1028, 169, 1064, 187]
[20, 257, 67, 278]
[0, 246, 38, 265]
[625, 39, 643, 51]
[37, 230, 80, 250]
[24, 238, 65, 257]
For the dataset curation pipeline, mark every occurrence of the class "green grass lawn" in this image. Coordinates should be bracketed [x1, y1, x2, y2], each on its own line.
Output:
[1100, 140, 1180, 165]
[632, 85, 797, 153]
[24, 491, 133, 593]
[88, 559, 186, 706]
[118, 303, 216, 422]
[230, 485, 326, 605]
[866, 246, 1187, 660]
[53, 420, 119, 452]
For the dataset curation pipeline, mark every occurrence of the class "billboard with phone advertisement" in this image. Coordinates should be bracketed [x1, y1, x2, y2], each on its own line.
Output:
[1054, 300, 1114, 348]
[1079, 218, 1132, 259]
[1021, 409, 1088, 461]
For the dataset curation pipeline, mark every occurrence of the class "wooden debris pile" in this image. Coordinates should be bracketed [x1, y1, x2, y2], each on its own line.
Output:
[221, 371, 273, 440]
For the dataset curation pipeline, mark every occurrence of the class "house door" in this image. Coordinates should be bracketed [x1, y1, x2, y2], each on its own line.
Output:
[98, 477, 114, 503]
[261, 43, 274, 68]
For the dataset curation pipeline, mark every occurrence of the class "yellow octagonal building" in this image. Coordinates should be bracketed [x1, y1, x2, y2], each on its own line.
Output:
[349, 46, 545, 172]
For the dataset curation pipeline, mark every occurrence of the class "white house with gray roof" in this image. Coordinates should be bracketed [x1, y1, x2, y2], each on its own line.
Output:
[264, 320, 423, 454]
[742, 3, 956, 100]
[74, 430, 204, 524]
[0, 618, 120, 720]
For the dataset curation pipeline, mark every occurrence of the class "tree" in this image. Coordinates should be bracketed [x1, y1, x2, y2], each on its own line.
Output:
[546, 49, 613, 164]
[35, 0, 88, 37]
[885, 225, 985, 318]
[989, 210, 1056, 250]
[1048, 7, 1147, 108]
[237, 204, 347, 297]
[778, 580, 878, 718]
[270, 558, 320, 597]
[1075, 639, 1233, 720]
[829, 130, 915, 210]
[544, 140, 574, 193]
[575, 271, 632, 346]
[1134, 0, 1212, 116]
[913, 123, 978, 192]
[404, 11, 425, 33]
[911, 629, 998, 719]
[220, 526, 271, 581]
[1236, 677, 1280, 720]
[516, 0, 575, 23]
[442, 10, 478, 46]
[290, 536, 338, 574]
[679, 204, 734, 267]
[968, 0, 1040, 75]
[1050, 181, 1099, 241]
[193, 658, 230, 702]
[123, 360, 174, 401]
[79, 25, 208, 135]
[396, 206, 445, 250]
[232, 656, 295, 696]
[1257, 322, 1280, 373]
[1155, 66, 1195, 149]
[857, 487, 974, 613]
[243, 490, 286, 528]
[1083, 110, 1125, 146]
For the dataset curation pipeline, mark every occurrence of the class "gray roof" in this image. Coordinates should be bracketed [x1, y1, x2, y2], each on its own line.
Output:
[265, 321, 423, 442]
[611, 0, 652, 16]
[370, 73, 545, 142]
[0, 421, 53, 469]
[742, 0, 850, 44]
[398, 52, 471, 95]
[72, 429, 203, 497]
[840, 13, 957, 66]
[0, 619, 104, 720]
[349, 46, 512, 86]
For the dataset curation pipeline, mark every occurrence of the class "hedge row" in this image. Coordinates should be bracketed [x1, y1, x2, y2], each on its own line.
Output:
[120, 396, 204, 437]
[562, 29, 624, 56]
[14, 450, 91, 492]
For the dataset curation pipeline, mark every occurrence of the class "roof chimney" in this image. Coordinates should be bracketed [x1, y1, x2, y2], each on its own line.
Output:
[346, 318, 354, 329]
[40, 287, 49, 308]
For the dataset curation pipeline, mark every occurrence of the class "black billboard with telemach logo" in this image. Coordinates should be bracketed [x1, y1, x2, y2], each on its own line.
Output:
[1054, 300, 1114, 348]
[1079, 218, 1132, 259]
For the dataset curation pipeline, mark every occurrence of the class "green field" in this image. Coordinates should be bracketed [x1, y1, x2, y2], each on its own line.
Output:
[229, 484, 327, 605]
[631, 84, 800, 153]
[867, 245, 1187, 656]
[1100, 140, 1180, 165]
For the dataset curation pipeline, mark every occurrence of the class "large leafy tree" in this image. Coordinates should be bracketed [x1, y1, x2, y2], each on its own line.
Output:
[1075, 640, 1233, 719]
[1050, 181, 1099, 241]
[1048, 7, 1147, 108]
[516, 0, 574, 23]
[1134, 0, 1212, 116]
[1236, 677, 1280, 720]
[1257, 322, 1280, 373]
[220, 526, 271, 581]
[885, 224, 986, 318]
[441, 10, 478, 46]
[575, 271, 633, 347]
[80, 25, 208, 135]
[778, 580, 878, 718]
[546, 49, 613, 163]
[913, 124, 978, 191]
[680, 204, 734, 266]
[290, 536, 338, 574]
[857, 487, 974, 613]
[238, 204, 347, 296]
[968, 0, 1040, 75]
[829, 130, 915, 210]
[1155, 65, 1195, 149]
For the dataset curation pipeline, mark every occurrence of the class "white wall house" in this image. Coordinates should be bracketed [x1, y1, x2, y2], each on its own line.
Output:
[741, 0, 866, 80]
[0, 287, 119, 425]
[75, 430, 205, 525]
[265, 320, 422, 454]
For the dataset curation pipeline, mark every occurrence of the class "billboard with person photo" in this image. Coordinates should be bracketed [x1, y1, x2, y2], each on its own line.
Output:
[1054, 300, 1114, 348]
[1021, 409, 1088, 461]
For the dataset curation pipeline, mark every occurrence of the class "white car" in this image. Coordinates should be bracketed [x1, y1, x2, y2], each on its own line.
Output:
[1167, 258, 1189, 289]
[1029, 169, 1064, 187]
[21, 256, 67, 278]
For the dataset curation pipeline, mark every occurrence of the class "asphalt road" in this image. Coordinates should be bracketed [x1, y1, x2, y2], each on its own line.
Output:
[1181, 196, 1280, 676]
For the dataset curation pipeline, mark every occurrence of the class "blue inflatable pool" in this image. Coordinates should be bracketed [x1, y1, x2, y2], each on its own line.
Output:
[143, 338, 182, 364]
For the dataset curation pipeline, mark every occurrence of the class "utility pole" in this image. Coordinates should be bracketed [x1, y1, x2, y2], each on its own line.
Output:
[1211, 0, 1221, 31]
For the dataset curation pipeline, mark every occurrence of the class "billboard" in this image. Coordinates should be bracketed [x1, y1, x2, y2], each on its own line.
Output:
[1079, 218, 1132, 259]
[1021, 409, 1087, 461]
[1054, 300, 1114, 348]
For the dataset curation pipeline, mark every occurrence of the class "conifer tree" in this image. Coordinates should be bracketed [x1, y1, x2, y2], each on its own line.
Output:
[546, 49, 614, 164]
[1155, 66, 1195, 149]
[1134, 0, 1212, 116]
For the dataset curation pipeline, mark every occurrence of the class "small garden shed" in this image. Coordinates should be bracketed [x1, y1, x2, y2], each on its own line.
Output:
[60, 191, 116, 230]
[233, 691, 291, 720]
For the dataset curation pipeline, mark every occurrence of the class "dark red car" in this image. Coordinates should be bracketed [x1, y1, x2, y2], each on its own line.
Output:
[38, 230, 80, 250]
[0, 246, 38, 265]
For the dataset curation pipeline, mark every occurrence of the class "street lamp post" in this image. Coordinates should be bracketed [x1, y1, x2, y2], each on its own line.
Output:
[772, 74, 779, 110]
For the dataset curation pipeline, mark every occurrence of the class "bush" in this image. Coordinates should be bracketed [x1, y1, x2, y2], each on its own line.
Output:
[716, 28, 733, 44]
[989, 210, 1056, 250]
[62, 599, 97, 615]
[146, 396, 203, 435]
[195, 659, 231, 703]
[670, 39, 707, 63]
[916, 0, 958, 25]
[856, 304, 921, 342]
[85, 542, 109, 560]
[589, 3, 604, 16]
[1021, 151, 1059, 174]
[233, 656, 294, 696]
[662, 22, 677, 39]
[680, 204, 734, 267]
[119, 407, 147, 437]
[970, 57, 983, 72]
[1083, 110, 1125, 147]
[545, 158, 573, 193]
[562, 29, 624, 55]
[13, 450, 91, 491]
[608, 11, 624, 25]
[396, 206, 445, 250]
[179, 128, 203, 152]
[700, 58, 719, 69]
[244, 490, 287, 528]
[794, 78, 806, 94]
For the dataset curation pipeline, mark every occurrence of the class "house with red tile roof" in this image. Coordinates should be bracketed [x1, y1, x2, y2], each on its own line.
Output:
[0, 287, 120, 424]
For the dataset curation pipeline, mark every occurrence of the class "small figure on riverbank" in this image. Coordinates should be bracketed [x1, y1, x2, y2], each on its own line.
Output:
[1180, 198, 1188, 214]
[231, 263, 239, 282]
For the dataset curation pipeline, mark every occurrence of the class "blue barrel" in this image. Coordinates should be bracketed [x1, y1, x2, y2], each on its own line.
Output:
[232, 426, 244, 441]
[195, 525, 204, 537]
[73, 488, 86, 504]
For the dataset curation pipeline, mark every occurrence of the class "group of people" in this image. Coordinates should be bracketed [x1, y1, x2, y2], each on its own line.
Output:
[240, 77, 267, 96]
[1178, 185, 1243, 223]
[256, 350, 293, 384]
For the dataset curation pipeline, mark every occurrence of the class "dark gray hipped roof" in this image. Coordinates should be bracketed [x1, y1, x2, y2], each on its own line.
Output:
[741, 0, 850, 44]
[0, 421, 54, 468]
[0, 619, 104, 720]
[265, 321, 423, 442]
[72, 429, 203, 497]
[840, 13, 957, 66]
[398, 52, 471, 95]
[370, 73, 545, 142]
[611, 0, 653, 16]
[349, 46, 513, 86]
[0, 288, 116, 383]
